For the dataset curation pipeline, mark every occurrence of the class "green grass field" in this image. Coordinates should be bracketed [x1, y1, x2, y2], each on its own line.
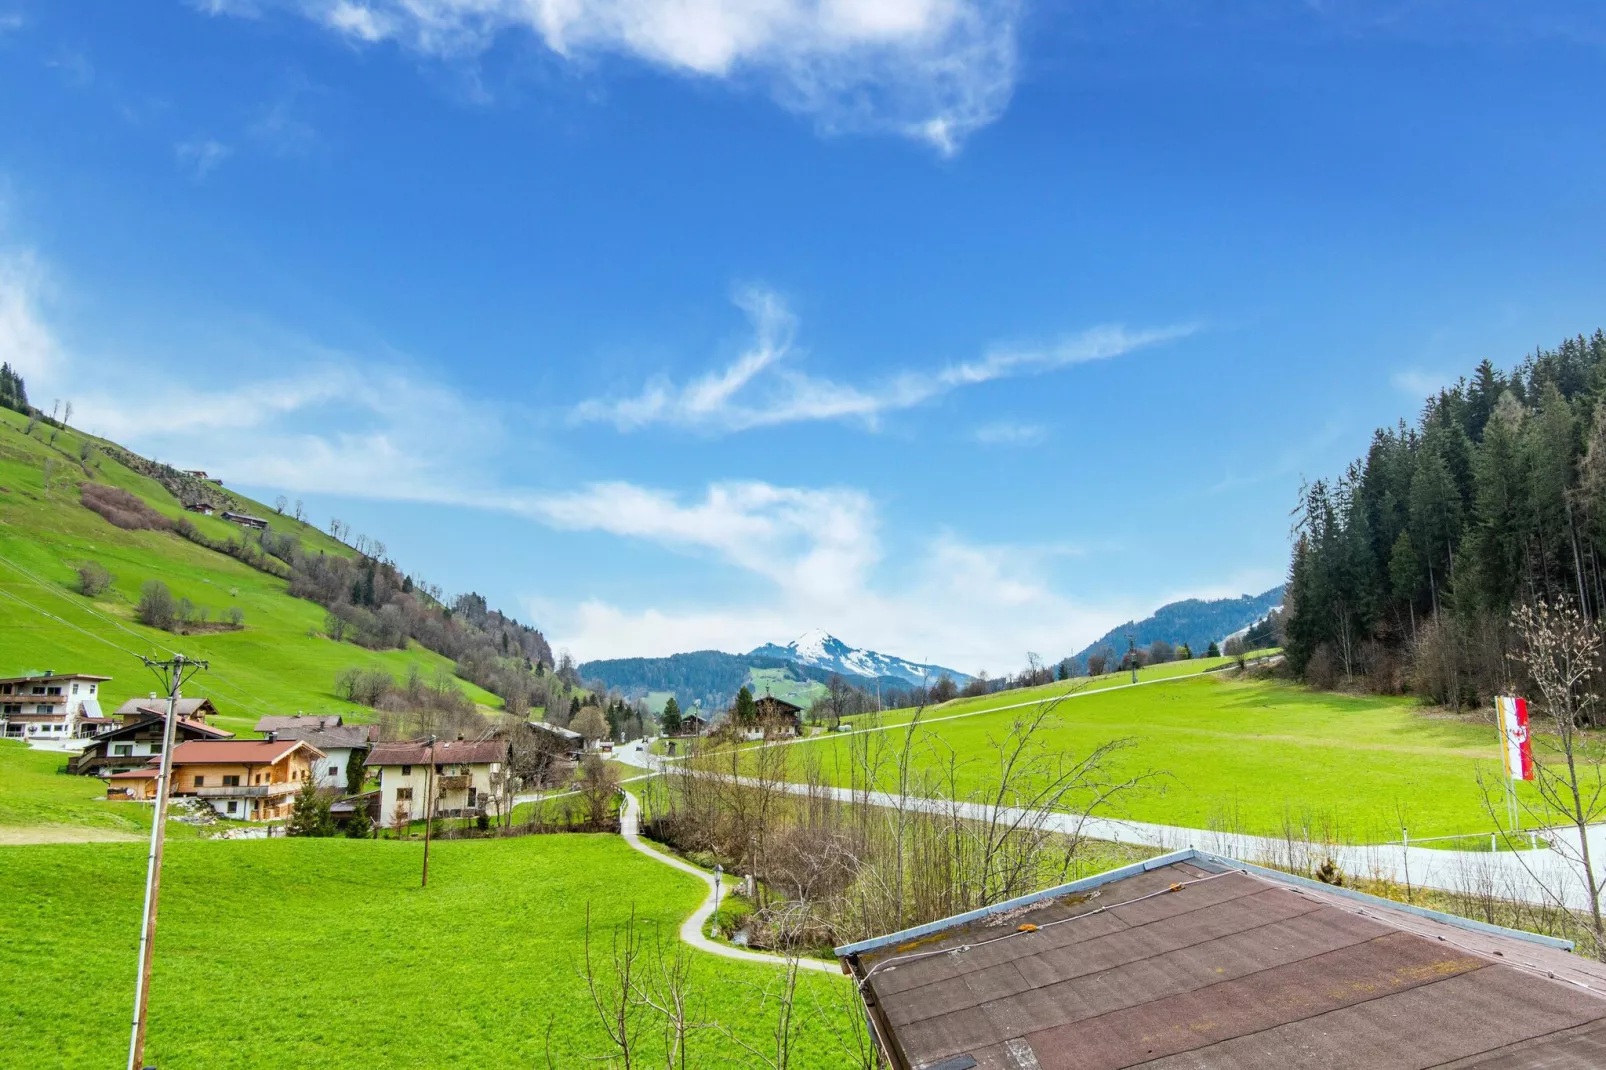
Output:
[763, 672, 1535, 842]
[0, 408, 501, 736]
[0, 834, 857, 1069]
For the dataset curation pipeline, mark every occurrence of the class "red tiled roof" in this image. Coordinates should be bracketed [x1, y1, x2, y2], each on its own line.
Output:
[165, 739, 324, 765]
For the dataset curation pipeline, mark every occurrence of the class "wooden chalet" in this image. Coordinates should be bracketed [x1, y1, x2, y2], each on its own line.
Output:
[753, 694, 803, 736]
[72, 713, 234, 777]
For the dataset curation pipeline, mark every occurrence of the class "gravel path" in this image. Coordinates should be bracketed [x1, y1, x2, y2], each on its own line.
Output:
[617, 790, 837, 973]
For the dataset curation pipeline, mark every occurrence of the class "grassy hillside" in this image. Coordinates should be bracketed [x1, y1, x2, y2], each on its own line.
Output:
[0, 835, 856, 1069]
[759, 669, 1525, 842]
[0, 407, 499, 736]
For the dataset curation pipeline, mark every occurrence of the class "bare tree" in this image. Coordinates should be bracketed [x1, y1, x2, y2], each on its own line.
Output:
[1507, 599, 1606, 953]
[581, 903, 646, 1068]
[577, 754, 622, 831]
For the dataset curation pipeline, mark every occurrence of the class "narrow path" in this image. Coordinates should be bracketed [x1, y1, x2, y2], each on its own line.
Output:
[617, 790, 837, 973]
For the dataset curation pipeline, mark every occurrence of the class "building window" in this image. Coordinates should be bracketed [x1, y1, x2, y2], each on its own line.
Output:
[223, 775, 240, 787]
[72, 683, 79, 694]
[114, 744, 132, 757]
[329, 764, 340, 778]
[400, 764, 411, 775]
[396, 788, 413, 801]
[227, 801, 237, 814]
[194, 775, 205, 787]
[150, 743, 162, 754]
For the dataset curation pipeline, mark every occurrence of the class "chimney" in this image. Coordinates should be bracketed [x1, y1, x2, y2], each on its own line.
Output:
[43, 670, 53, 677]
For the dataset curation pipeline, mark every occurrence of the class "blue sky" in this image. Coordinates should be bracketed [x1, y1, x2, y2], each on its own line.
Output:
[2, 1, 1605, 672]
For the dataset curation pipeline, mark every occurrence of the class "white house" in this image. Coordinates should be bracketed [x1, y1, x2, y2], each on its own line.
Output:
[266, 723, 378, 791]
[0, 671, 115, 748]
[366, 738, 510, 827]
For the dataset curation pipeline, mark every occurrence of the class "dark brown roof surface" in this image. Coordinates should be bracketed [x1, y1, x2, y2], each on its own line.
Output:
[365, 738, 508, 767]
[273, 723, 377, 749]
[254, 714, 342, 733]
[115, 697, 217, 719]
[844, 853, 1606, 1070]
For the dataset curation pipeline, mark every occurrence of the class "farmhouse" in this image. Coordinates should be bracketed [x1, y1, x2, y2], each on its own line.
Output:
[266, 723, 378, 790]
[0, 671, 114, 744]
[678, 713, 708, 736]
[837, 847, 1606, 1070]
[255, 713, 342, 734]
[113, 695, 220, 724]
[162, 739, 324, 821]
[752, 694, 803, 736]
[220, 510, 267, 530]
[528, 720, 584, 761]
[71, 712, 234, 777]
[367, 738, 510, 825]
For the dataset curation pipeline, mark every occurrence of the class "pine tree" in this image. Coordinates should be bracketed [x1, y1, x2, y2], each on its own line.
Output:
[735, 686, 756, 726]
[1205, 641, 1220, 658]
[660, 696, 682, 735]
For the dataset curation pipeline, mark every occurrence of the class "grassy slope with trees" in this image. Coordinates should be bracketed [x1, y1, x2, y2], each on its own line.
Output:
[0, 835, 856, 1069]
[0, 406, 502, 736]
[758, 669, 1524, 841]
[1285, 330, 1606, 705]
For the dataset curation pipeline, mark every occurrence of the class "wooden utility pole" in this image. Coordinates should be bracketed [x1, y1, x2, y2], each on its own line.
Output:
[128, 654, 205, 1070]
[421, 735, 437, 888]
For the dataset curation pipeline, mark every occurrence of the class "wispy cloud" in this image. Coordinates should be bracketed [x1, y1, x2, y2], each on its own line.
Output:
[0, 248, 57, 381]
[205, 0, 1021, 153]
[176, 139, 232, 180]
[2, 241, 1152, 672]
[575, 287, 1196, 434]
[526, 488, 1134, 671]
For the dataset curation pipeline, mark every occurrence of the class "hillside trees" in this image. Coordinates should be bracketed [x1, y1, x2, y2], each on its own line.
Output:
[1285, 331, 1606, 704]
[0, 362, 28, 414]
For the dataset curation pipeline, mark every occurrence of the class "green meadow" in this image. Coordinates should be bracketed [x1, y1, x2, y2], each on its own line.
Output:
[0, 408, 501, 736]
[768, 672, 1531, 842]
[0, 834, 857, 1070]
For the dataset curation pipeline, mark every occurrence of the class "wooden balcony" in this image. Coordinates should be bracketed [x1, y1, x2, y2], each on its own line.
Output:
[437, 775, 471, 791]
[194, 783, 297, 799]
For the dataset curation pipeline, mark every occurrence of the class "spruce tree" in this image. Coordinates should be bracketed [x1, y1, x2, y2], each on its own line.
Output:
[735, 686, 756, 726]
[660, 696, 682, 735]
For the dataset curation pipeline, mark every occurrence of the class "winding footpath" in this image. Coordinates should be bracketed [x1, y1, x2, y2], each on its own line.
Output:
[616, 789, 838, 973]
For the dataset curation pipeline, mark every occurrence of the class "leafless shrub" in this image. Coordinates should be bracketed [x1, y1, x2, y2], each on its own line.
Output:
[80, 483, 171, 531]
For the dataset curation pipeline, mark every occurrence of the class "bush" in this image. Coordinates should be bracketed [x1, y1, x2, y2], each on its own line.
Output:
[138, 579, 177, 630]
[77, 561, 112, 597]
[79, 483, 171, 531]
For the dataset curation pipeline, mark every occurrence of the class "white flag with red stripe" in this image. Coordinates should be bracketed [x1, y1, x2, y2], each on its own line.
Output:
[1496, 695, 1534, 782]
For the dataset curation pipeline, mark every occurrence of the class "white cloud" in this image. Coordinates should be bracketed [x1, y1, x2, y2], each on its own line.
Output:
[971, 420, 1046, 445]
[0, 249, 57, 381]
[576, 287, 1196, 433]
[221, 0, 1021, 152]
[1, 241, 1166, 673]
[176, 139, 232, 180]
[516, 479, 1129, 672]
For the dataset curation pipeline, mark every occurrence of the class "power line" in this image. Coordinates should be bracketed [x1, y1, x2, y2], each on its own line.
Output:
[0, 585, 150, 662]
[0, 550, 179, 658]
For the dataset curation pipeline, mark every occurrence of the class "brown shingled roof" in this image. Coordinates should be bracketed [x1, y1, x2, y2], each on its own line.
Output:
[365, 738, 507, 767]
[839, 849, 1606, 1070]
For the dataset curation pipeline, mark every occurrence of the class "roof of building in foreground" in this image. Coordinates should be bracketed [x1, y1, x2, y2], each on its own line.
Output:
[835, 848, 1606, 1070]
[365, 738, 508, 767]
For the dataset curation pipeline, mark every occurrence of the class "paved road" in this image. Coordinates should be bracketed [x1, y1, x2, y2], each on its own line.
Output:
[617, 790, 837, 973]
[611, 737, 1606, 913]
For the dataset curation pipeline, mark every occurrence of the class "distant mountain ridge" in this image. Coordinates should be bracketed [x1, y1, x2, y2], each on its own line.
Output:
[748, 629, 972, 687]
[1071, 586, 1285, 663]
[578, 631, 971, 711]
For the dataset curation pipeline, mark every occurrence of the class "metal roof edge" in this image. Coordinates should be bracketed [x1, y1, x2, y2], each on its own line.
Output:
[1189, 849, 1577, 953]
[832, 847, 1205, 958]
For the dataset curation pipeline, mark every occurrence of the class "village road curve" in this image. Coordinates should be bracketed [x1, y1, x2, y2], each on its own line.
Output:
[617, 790, 837, 973]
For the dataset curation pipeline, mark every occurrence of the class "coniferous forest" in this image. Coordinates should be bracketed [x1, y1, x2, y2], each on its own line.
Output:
[1286, 331, 1606, 707]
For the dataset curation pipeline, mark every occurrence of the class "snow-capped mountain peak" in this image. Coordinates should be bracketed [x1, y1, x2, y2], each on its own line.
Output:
[747, 631, 972, 687]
